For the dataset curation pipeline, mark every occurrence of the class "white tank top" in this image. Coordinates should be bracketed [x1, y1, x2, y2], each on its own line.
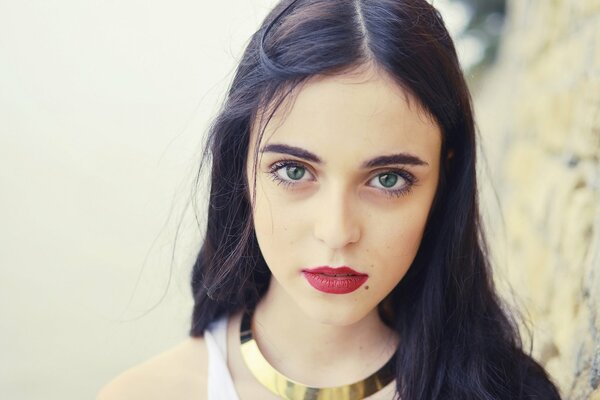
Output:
[204, 315, 242, 400]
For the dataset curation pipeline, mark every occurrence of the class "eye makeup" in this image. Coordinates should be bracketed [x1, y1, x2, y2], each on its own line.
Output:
[265, 159, 418, 199]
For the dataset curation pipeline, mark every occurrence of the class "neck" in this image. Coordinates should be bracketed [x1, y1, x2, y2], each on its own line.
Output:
[250, 280, 400, 387]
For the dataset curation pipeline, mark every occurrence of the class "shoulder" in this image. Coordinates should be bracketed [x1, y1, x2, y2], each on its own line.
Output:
[97, 336, 208, 400]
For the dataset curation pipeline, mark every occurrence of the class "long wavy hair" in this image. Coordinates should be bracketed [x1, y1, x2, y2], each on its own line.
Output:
[188, 0, 561, 398]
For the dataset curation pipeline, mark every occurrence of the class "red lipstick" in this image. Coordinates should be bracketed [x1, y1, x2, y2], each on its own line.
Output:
[301, 266, 368, 294]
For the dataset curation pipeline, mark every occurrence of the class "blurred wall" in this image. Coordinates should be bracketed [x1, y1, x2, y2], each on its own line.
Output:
[474, 1, 600, 399]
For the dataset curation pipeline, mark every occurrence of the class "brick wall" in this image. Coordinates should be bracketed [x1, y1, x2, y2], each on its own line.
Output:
[473, 1, 600, 399]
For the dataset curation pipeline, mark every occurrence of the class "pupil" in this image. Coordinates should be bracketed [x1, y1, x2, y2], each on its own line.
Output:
[287, 166, 305, 180]
[379, 174, 398, 188]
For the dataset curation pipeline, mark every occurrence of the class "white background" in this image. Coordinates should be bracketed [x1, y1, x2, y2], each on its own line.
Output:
[0, 1, 476, 398]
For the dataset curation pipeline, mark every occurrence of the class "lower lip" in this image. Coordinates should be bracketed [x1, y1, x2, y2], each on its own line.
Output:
[302, 272, 368, 294]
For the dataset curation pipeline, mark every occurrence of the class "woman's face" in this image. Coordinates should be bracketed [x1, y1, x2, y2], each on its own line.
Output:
[246, 67, 441, 326]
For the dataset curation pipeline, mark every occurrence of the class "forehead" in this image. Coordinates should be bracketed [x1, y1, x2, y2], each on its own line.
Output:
[251, 67, 441, 161]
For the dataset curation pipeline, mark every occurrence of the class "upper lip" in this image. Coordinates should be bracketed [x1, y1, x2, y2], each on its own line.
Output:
[302, 266, 367, 276]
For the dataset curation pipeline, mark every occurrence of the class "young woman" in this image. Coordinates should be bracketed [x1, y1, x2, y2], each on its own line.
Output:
[99, 0, 562, 399]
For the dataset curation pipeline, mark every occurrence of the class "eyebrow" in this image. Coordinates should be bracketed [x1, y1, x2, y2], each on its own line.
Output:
[259, 143, 429, 168]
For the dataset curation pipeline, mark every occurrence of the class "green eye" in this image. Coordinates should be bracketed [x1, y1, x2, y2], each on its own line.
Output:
[368, 170, 415, 199]
[286, 165, 305, 180]
[378, 173, 398, 188]
[267, 161, 313, 188]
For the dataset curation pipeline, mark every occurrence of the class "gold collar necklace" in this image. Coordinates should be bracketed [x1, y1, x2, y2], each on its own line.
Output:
[239, 308, 396, 400]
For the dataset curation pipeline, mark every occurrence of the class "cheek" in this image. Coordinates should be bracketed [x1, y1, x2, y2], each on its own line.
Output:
[251, 183, 306, 265]
[369, 208, 429, 279]
[378, 179, 438, 263]
[253, 180, 293, 236]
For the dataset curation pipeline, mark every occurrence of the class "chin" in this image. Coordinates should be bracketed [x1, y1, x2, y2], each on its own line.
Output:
[297, 300, 373, 327]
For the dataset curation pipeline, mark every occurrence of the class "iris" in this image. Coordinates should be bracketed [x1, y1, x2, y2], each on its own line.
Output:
[286, 165, 305, 180]
[379, 174, 398, 188]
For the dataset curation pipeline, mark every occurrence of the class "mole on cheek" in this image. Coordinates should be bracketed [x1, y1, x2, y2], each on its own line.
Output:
[364, 285, 369, 290]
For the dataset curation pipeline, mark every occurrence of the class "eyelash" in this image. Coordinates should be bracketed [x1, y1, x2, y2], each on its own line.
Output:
[266, 160, 418, 199]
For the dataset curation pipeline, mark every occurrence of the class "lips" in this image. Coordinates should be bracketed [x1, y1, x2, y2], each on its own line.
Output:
[301, 266, 366, 276]
[301, 266, 368, 294]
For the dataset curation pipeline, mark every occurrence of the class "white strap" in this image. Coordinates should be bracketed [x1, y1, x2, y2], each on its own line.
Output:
[205, 317, 241, 400]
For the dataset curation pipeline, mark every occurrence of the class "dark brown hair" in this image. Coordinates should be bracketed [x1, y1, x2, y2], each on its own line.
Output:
[188, 0, 561, 398]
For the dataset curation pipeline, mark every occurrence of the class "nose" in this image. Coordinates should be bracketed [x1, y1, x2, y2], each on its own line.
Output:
[313, 184, 361, 250]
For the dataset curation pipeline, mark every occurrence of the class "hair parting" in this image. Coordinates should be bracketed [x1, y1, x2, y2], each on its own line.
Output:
[188, 1, 562, 398]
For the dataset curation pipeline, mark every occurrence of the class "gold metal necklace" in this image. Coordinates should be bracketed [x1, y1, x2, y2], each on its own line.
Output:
[239, 308, 396, 400]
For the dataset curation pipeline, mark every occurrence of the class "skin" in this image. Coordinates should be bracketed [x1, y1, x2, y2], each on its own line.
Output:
[245, 64, 442, 387]
[96, 64, 442, 399]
